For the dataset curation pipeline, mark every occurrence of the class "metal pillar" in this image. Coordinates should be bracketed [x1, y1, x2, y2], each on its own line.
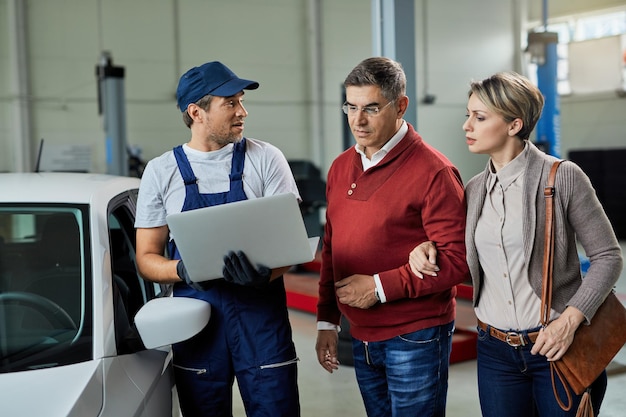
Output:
[307, 0, 325, 170]
[96, 51, 129, 176]
[371, 0, 417, 129]
[528, 32, 560, 157]
[8, 0, 34, 172]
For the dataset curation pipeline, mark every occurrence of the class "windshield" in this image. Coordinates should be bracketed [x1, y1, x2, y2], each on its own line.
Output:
[0, 205, 92, 373]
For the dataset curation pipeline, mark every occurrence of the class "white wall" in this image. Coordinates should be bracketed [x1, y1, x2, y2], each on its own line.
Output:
[412, 0, 520, 181]
[0, 0, 372, 175]
[561, 95, 626, 151]
[1, 0, 625, 182]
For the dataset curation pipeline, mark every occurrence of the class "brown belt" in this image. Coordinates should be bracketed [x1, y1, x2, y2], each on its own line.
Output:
[477, 319, 539, 347]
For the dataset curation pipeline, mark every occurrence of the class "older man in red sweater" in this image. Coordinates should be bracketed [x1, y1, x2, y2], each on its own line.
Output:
[315, 57, 470, 417]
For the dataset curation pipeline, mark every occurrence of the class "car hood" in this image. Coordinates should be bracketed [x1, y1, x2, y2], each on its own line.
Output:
[0, 361, 103, 416]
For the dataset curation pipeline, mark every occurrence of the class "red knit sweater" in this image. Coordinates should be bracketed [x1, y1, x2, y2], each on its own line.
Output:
[317, 124, 470, 342]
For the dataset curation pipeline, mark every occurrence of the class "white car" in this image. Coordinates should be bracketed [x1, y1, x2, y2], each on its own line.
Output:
[0, 173, 210, 416]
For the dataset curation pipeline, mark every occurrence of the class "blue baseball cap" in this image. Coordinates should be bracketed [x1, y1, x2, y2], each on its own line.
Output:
[176, 61, 259, 112]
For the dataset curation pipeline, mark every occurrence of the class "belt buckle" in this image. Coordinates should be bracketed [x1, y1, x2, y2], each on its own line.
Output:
[505, 331, 525, 347]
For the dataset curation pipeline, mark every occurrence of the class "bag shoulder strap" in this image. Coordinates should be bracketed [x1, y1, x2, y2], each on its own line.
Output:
[540, 160, 577, 413]
[540, 160, 563, 325]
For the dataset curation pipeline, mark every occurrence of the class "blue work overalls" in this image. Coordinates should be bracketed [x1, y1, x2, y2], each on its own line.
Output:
[168, 139, 300, 417]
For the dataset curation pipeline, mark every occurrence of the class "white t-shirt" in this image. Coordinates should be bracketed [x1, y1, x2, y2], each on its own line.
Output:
[135, 138, 301, 231]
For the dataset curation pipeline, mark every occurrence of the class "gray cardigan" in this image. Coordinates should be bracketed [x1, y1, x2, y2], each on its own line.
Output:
[465, 141, 623, 322]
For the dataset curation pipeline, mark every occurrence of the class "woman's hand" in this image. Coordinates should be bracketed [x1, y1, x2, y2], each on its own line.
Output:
[531, 306, 585, 361]
[408, 241, 440, 279]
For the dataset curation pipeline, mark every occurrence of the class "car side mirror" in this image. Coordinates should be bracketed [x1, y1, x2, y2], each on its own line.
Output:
[134, 297, 211, 349]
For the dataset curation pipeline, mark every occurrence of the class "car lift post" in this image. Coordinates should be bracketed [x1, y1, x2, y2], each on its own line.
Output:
[96, 51, 129, 176]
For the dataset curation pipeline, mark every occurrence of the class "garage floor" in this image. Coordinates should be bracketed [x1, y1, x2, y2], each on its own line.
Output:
[231, 241, 626, 417]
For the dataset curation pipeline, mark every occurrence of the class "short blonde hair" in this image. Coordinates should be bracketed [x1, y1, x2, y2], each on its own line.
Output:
[468, 72, 544, 140]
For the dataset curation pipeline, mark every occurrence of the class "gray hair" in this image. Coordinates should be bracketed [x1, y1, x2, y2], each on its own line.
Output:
[344, 57, 406, 102]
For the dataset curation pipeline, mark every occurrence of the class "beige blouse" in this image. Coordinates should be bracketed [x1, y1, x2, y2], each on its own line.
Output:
[474, 145, 556, 330]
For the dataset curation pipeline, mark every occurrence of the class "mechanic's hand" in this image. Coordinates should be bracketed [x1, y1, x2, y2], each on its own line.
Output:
[222, 251, 271, 287]
[176, 259, 204, 291]
[408, 241, 439, 278]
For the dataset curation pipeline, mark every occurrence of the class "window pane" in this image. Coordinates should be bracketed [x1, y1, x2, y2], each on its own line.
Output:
[574, 11, 626, 41]
[527, 8, 626, 95]
[0, 205, 92, 373]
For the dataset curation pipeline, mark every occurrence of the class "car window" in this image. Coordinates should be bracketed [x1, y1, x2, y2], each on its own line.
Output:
[0, 205, 92, 373]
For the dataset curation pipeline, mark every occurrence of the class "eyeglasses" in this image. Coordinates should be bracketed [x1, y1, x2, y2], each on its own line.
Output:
[342, 100, 395, 117]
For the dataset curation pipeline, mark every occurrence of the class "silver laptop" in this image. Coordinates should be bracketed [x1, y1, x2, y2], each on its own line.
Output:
[166, 193, 319, 282]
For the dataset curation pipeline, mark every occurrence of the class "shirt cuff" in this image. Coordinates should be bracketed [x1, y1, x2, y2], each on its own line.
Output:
[317, 321, 341, 332]
[373, 273, 387, 303]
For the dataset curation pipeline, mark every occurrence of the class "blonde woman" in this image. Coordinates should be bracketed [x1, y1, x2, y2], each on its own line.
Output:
[409, 72, 622, 416]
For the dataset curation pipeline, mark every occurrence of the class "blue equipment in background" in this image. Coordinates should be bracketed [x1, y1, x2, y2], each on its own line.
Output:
[528, 31, 560, 158]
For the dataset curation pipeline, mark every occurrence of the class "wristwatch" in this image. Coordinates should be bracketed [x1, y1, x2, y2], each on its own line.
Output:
[374, 287, 381, 302]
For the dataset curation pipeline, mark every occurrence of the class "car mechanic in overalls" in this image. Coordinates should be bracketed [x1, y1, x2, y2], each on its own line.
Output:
[168, 140, 301, 417]
[165, 63, 301, 417]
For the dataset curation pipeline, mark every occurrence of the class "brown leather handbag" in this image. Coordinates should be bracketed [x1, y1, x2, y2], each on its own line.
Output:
[540, 160, 626, 417]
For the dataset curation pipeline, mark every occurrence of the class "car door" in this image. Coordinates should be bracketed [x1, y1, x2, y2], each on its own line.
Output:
[101, 191, 178, 417]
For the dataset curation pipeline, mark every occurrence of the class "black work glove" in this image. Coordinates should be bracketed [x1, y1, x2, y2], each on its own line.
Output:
[176, 259, 204, 291]
[222, 251, 271, 288]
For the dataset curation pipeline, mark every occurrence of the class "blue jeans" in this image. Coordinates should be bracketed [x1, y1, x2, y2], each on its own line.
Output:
[351, 321, 454, 417]
[477, 325, 607, 417]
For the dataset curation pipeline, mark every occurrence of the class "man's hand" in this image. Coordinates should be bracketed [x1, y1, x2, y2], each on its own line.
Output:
[222, 251, 271, 287]
[316, 330, 340, 373]
[335, 274, 378, 309]
[408, 241, 439, 278]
